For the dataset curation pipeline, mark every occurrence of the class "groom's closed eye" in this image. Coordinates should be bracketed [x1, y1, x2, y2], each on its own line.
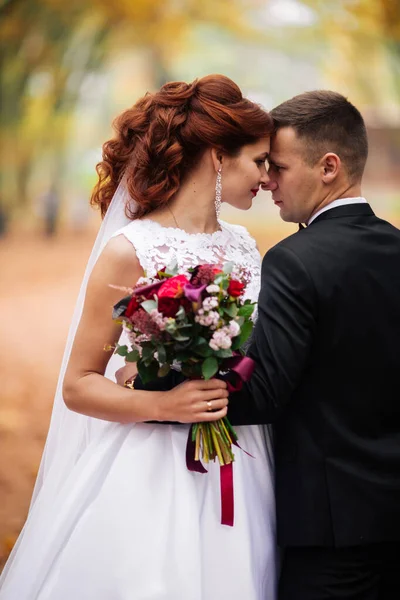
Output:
[268, 162, 282, 173]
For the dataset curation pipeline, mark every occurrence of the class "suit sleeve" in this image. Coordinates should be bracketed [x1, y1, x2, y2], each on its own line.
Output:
[227, 244, 317, 424]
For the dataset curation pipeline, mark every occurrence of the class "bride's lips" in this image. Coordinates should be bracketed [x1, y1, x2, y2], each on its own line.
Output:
[251, 188, 259, 197]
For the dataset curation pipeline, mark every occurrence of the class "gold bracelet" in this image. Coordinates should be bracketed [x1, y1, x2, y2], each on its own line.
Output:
[124, 376, 136, 390]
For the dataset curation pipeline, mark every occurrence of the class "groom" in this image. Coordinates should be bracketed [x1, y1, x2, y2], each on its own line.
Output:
[228, 90, 400, 599]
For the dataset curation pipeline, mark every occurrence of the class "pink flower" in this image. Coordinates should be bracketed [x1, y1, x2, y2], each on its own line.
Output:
[157, 275, 189, 299]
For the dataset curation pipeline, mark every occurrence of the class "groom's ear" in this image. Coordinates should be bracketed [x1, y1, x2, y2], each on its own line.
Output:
[320, 152, 341, 184]
[210, 147, 223, 173]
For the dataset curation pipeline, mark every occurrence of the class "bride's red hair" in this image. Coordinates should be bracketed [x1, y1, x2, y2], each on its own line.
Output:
[91, 74, 273, 219]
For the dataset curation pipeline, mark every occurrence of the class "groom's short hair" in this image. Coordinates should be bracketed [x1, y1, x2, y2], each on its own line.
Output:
[270, 90, 368, 182]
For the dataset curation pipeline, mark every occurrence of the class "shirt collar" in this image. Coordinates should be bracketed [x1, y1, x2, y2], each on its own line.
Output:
[307, 197, 368, 226]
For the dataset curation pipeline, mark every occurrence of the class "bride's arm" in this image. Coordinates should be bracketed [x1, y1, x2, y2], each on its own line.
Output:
[63, 234, 228, 424]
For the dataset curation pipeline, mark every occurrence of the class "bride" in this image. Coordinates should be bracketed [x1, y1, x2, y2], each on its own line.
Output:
[0, 74, 277, 599]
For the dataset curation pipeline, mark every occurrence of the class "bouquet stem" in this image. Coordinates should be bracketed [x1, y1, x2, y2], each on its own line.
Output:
[193, 417, 238, 467]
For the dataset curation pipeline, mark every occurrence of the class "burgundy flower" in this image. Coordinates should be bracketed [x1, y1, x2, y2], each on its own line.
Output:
[131, 310, 163, 339]
[134, 280, 163, 299]
[158, 297, 180, 317]
[125, 296, 140, 318]
[190, 264, 222, 286]
[184, 283, 207, 303]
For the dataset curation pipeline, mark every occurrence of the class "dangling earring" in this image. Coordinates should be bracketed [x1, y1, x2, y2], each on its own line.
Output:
[215, 165, 222, 219]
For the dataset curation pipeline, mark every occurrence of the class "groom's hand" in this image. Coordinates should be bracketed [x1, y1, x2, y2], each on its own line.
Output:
[115, 363, 137, 387]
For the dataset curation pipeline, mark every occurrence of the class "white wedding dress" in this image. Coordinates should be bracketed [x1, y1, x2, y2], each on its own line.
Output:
[0, 219, 276, 600]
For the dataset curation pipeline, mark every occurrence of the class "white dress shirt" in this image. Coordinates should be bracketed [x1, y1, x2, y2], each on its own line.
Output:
[307, 197, 368, 226]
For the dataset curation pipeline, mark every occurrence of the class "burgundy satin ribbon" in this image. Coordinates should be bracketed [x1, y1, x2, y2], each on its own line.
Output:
[185, 355, 255, 526]
[220, 463, 234, 526]
[221, 354, 255, 392]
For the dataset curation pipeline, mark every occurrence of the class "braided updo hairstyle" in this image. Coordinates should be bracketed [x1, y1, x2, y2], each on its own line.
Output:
[91, 74, 273, 219]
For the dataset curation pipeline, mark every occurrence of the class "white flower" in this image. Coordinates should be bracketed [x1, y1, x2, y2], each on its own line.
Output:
[206, 284, 220, 294]
[150, 309, 168, 331]
[209, 329, 232, 350]
[195, 310, 220, 328]
[228, 320, 240, 337]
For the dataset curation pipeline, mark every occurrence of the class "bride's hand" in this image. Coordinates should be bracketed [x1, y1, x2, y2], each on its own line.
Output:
[157, 378, 229, 423]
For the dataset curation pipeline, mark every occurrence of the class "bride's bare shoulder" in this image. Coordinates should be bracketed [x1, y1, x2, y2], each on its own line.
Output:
[90, 233, 143, 288]
[103, 233, 138, 261]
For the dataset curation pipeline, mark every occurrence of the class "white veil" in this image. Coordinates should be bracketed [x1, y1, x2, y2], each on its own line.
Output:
[0, 181, 132, 591]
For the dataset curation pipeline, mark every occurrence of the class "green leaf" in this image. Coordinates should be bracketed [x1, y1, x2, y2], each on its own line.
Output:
[224, 304, 238, 318]
[165, 261, 178, 276]
[157, 345, 167, 364]
[175, 305, 186, 320]
[141, 299, 158, 313]
[238, 304, 255, 318]
[237, 320, 254, 346]
[165, 321, 177, 334]
[202, 356, 219, 380]
[126, 348, 140, 362]
[141, 346, 154, 362]
[223, 262, 234, 274]
[137, 360, 159, 384]
[194, 344, 213, 357]
[214, 348, 233, 358]
[231, 337, 242, 351]
[172, 333, 190, 342]
[115, 345, 128, 357]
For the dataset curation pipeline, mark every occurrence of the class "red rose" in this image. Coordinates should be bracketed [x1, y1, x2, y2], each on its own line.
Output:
[227, 280, 245, 297]
[158, 297, 180, 317]
[157, 275, 189, 299]
[125, 296, 139, 318]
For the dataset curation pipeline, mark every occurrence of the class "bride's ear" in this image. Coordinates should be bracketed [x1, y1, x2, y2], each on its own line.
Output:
[210, 148, 223, 173]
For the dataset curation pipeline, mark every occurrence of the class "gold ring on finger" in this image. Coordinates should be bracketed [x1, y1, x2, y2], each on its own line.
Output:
[206, 401, 213, 411]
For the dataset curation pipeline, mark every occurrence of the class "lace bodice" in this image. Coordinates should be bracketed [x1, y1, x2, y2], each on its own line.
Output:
[114, 218, 261, 303]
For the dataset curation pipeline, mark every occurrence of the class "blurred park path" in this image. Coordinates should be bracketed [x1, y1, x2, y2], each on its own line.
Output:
[0, 231, 95, 566]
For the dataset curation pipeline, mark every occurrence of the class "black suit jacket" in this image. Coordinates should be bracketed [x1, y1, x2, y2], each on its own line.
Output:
[229, 203, 400, 548]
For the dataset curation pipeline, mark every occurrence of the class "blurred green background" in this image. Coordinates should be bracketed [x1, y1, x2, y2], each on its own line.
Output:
[1, 0, 400, 237]
[0, 0, 399, 564]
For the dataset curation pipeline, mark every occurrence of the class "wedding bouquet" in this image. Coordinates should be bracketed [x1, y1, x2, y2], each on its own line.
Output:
[111, 262, 256, 471]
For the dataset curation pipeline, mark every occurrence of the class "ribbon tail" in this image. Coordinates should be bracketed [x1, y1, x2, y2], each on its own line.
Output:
[232, 438, 255, 459]
[186, 425, 208, 473]
[220, 463, 234, 526]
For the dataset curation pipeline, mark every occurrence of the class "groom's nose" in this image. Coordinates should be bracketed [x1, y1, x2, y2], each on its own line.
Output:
[261, 177, 278, 192]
